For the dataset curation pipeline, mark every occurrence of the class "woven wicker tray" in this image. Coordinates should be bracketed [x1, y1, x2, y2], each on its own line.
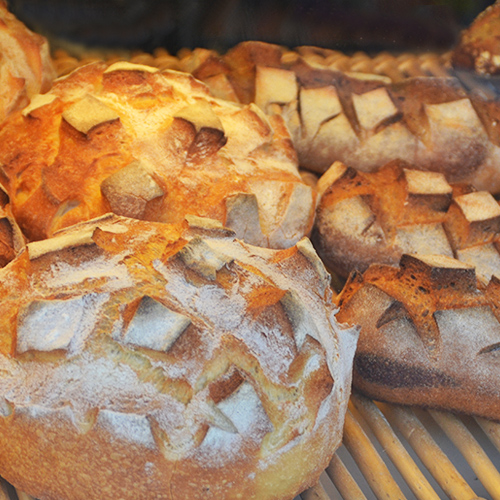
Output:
[51, 46, 454, 82]
[2, 390, 499, 500]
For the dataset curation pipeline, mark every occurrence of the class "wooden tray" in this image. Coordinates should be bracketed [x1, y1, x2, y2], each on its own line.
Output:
[3, 391, 499, 500]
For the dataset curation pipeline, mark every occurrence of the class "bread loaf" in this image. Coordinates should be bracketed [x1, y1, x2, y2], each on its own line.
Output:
[0, 1, 55, 122]
[0, 60, 315, 248]
[336, 253, 500, 421]
[452, 1, 500, 75]
[0, 185, 24, 268]
[313, 160, 500, 282]
[178, 41, 500, 193]
[0, 214, 358, 500]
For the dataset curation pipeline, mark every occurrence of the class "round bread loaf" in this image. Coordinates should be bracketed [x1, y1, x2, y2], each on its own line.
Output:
[336, 253, 500, 421]
[0, 1, 55, 122]
[0, 214, 358, 500]
[0, 60, 315, 248]
[313, 160, 500, 283]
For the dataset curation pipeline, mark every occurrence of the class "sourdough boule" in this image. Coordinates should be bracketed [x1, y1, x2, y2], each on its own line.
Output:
[0, 214, 358, 500]
[0, 61, 315, 249]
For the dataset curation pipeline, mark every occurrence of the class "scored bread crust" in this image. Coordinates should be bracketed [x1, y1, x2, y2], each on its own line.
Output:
[313, 159, 500, 282]
[0, 60, 315, 249]
[0, 185, 24, 268]
[176, 41, 500, 193]
[335, 253, 500, 421]
[0, 214, 358, 500]
[452, 1, 500, 75]
[51, 41, 500, 192]
[0, 1, 55, 122]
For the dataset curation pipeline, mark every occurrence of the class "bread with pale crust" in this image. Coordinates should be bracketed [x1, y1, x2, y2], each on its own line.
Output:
[0, 214, 358, 500]
[0, 60, 315, 249]
[177, 41, 500, 193]
[0, 1, 55, 122]
[336, 253, 500, 421]
[313, 160, 500, 283]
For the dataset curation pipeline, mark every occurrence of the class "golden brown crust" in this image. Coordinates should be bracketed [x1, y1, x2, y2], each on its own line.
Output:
[313, 160, 500, 283]
[0, 61, 315, 248]
[54, 43, 500, 192]
[452, 1, 500, 75]
[175, 41, 500, 192]
[0, 186, 25, 268]
[0, 214, 358, 500]
[336, 253, 500, 421]
[0, 2, 56, 122]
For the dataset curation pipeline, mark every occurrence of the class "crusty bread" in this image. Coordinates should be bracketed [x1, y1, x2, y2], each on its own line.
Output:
[175, 41, 500, 193]
[336, 253, 500, 421]
[0, 185, 24, 268]
[313, 160, 500, 282]
[54, 42, 500, 191]
[0, 60, 315, 248]
[0, 1, 55, 122]
[0, 214, 358, 500]
[452, 1, 500, 75]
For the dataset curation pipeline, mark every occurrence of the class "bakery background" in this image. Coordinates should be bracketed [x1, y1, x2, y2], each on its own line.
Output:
[6, 0, 497, 55]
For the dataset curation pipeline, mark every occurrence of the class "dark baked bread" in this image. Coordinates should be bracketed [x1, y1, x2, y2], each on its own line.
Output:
[336, 253, 500, 421]
[0, 60, 315, 248]
[312, 159, 500, 282]
[0, 214, 358, 500]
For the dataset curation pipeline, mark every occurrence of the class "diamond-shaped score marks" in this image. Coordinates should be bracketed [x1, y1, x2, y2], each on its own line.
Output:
[352, 87, 398, 131]
[280, 290, 321, 350]
[444, 191, 500, 250]
[199, 381, 272, 454]
[178, 237, 233, 280]
[100, 160, 164, 219]
[173, 100, 227, 160]
[299, 85, 342, 139]
[119, 296, 191, 352]
[62, 94, 120, 135]
[16, 295, 104, 354]
[403, 168, 453, 212]
[255, 66, 298, 112]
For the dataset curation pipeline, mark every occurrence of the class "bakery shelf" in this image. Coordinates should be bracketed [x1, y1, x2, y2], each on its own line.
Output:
[4, 26, 500, 500]
[299, 392, 500, 500]
[3, 391, 499, 500]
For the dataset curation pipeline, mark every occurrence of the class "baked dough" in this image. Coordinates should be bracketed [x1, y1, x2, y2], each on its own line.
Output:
[336, 253, 500, 421]
[452, 1, 500, 75]
[0, 1, 55, 122]
[313, 160, 500, 283]
[0, 214, 358, 500]
[178, 41, 500, 192]
[0, 61, 315, 248]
